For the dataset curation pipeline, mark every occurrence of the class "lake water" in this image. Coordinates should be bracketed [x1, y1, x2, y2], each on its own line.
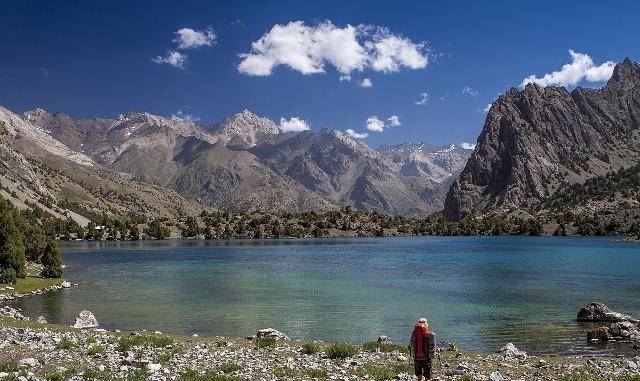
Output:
[9, 237, 640, 354]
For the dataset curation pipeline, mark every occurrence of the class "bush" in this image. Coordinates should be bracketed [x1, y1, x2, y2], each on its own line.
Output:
[356, 363, 413, 381]
[302, 342, 321, 354]
[325, 343, 359, 360]
[178, 369, 241, 381]
[0, 267, 17, 284]
[0, 361, 20, 372]
[87, 345, 105, 356]
[117, 335, 173, 352]
[362, 341, 409, 354]
[56, 336, 75, 350]
[273, 366, 296, 378]
[306, 368, 327, 379]
[255, 337, 277, 348]
[559, 374, 604, 381]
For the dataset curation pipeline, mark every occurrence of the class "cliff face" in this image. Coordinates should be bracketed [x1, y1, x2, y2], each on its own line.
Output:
[444, 59, 640, 221]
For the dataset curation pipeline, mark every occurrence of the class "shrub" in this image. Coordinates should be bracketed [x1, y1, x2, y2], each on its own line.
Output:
[155, 352, 172, 364]
[82, 369, 112, 381]
[447, 342, 459, 352]
[306, 368, 327, 379]
[273, 366, 296, 378]
[356, 363, 413, 381]
[255, 337, 277, 348]
[117, 335, 173, 352]
[616, 376, 640, 381]
[0, 361, 20, 372]
[56, 337, 75, 350]
[87, 345, 105, 356]
[302, 342, 321, 355]
[362, 341, 409, 354]
[559, 374, 604, 381]
[325, 343, 359, 360]
[178, 369, 241, 381]
[0, 267, 17, 284]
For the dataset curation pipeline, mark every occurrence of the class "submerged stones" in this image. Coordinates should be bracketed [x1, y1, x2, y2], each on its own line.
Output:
[72, 310, 99, 329]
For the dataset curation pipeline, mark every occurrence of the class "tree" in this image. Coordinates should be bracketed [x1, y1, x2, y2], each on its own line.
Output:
[0, 211, 26, 282]
[144, 220, 170, 240]
[85, 221, 96, 240]
[40, 239, 62, 278]
[129, 224, 140, 240]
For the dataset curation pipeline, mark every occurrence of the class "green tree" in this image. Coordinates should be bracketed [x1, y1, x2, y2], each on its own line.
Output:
[40, 239, 63, 278]
[129, 224, 140, 240]
[0, 211, 26, 282]
[144, 220, 170, 240]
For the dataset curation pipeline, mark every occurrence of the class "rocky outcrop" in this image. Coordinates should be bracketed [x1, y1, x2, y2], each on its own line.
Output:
[578, 302, 637, 323]
[580, 303, 640, 343]
[445, 59, 640, 221]
[255, 328, 289, 340]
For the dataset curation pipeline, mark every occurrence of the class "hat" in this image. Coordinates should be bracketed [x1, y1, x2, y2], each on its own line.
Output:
[418, 318, 427, 323]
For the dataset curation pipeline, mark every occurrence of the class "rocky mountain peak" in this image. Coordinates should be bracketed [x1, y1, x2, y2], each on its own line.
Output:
[213, 110, 280, 147]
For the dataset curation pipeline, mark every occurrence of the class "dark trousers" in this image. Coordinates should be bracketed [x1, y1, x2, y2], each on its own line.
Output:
[414, 358, 432, 378]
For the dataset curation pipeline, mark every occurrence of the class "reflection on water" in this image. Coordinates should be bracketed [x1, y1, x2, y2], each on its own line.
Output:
[9, 237, 640, 354]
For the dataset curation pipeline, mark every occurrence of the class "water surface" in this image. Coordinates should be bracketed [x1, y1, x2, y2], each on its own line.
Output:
[11, 237, 640, 354]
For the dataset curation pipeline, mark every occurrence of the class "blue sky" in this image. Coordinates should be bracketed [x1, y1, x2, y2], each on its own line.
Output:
[1, 0, 639, 147]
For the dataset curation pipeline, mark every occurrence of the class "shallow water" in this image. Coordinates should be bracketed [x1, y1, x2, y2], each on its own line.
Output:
[10, 236, 640, 354]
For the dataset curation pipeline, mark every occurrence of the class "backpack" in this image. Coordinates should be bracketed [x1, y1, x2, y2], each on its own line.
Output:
[411, 322, 429, 359]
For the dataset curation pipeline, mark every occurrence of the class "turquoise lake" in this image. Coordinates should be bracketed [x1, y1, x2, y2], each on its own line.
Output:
[10, 237, 640, 354]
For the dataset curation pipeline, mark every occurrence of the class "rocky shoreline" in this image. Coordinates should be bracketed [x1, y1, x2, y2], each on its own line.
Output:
[2, 286, 640, 381]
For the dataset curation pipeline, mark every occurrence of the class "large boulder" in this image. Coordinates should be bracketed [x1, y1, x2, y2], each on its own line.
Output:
[72, 310, 99, 329]
[498, 343, 527, 360]
[577, 302, 636, 323]
[256, 328, 289, 340]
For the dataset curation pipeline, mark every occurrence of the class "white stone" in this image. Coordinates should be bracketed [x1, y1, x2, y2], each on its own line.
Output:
[148, 364, 162, 373]
[490, 371, 504, 381]
[61, 281, 72, 288]
[19, 358, 38, 367]
[36, 316, 47, 324]
[72, 310, 99, 329]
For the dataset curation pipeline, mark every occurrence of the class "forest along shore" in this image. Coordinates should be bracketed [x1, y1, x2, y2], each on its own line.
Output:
[2, 283, 640, 381]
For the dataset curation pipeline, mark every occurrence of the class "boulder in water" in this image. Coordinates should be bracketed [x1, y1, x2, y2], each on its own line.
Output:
[72, 310, 99, 329]
[577, 302, 636, 323]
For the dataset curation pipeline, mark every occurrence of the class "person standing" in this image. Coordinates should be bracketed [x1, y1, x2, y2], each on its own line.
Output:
[409, 317, 434, 380]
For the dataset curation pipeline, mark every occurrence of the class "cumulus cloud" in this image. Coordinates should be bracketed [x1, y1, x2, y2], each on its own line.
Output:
[479, 103, 492, 113]
[415, 92, 429, 106]
[152, 51, 187, 69]
[170, 110, 200, 123]
[345, 129, 368, 139]
[387, 115, 401, 126]
[238, 21, 428, 77]
[279, 117, 310, 132]
[521, 50, 615, 88]
[339, 75, 352, 82]
[360, 78, 373, 88]
[366, 28, 428, 73]
[462, 85, 478, 97]
[461, 142, 476, 150]
[174, 27, 217, 49]
[365, 116, 385, 132]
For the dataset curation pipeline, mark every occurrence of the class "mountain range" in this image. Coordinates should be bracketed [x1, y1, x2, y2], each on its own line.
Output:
[0, 105, 471, 225]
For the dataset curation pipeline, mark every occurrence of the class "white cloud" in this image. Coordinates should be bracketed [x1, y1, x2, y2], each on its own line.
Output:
[238, 20, 428, 78]
[479, 103, 492, 113]
[387, 115, 401, 126]
[367, 28, 427, 73]
[462, 85, 478, 97]
[521, 50, 615, 88]
[345, 129, 368, 139]
[339, 75, 352, 82]
[360, 78, 373, 88]
[174, 27, 217, 49]
[365, 116, 385, 132]
[279, 117, 310, 132]
[152, 51, 187, 69]
[170, 110, 200, 123]
[461, 142, 476, 150]
[39, 67, 49, 77]
[415, 92, 429, 106]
